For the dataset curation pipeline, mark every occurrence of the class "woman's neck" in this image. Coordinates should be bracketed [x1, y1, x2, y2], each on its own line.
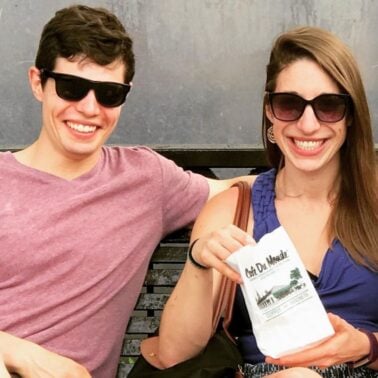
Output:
[275, 162, 340, 202]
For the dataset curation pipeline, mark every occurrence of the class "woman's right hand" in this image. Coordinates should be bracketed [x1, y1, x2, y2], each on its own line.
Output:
[190, 224, 255, 283]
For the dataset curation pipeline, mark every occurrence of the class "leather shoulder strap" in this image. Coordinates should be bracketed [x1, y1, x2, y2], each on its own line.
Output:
[211, 181, 251, 335]
[232, 181, 251, 231]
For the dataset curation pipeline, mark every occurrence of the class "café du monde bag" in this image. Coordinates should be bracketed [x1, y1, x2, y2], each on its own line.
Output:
[226, 226, 334, 358]
[128, 181, 250, 378]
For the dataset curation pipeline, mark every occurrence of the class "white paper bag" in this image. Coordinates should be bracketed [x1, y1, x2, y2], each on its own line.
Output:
[226, 226, 334, 358]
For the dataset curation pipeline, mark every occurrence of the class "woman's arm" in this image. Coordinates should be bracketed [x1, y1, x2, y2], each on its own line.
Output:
[206, 175, 254, 201]
[158, 186, 254, 367]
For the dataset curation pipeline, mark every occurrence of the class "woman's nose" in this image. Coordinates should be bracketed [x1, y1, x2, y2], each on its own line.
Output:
[296, 104, 321, 134]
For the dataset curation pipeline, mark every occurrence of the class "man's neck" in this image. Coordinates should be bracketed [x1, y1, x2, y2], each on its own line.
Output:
[13, 142, 102, 180]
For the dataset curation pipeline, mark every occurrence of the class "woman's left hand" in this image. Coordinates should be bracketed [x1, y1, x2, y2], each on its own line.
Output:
[265, 313, 371, 368]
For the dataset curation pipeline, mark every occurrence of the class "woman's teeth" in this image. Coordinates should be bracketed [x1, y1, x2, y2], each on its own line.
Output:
[294, 139, 323, 150]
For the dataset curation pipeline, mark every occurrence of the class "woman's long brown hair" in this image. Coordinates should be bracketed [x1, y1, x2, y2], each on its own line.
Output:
[262, 26, 377, 270]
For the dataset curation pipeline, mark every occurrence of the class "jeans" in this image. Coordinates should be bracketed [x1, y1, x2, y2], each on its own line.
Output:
[243, 362, 378, 377]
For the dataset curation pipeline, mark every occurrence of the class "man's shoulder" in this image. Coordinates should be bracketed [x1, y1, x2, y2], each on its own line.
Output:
[102, 145, 182, 171]
[104, 144, 154, 155]
[103, 145, 162, 163]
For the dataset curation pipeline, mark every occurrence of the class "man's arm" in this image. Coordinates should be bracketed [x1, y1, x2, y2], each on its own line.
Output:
[206, 175, 254, 200]
[0, 332, 91, 377]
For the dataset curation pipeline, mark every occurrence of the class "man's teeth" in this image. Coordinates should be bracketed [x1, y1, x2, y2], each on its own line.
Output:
[294, 140, 322, 150]
[67, 122, 96, 133]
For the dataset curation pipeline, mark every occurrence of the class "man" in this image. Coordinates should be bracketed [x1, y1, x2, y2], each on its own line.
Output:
[0, 5, 251, 377]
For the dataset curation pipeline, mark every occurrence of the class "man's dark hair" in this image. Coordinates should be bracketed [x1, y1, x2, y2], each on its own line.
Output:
[35, 5, 135, 83]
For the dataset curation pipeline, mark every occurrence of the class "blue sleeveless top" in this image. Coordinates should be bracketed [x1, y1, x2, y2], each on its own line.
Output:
[233, 169, 378, 363]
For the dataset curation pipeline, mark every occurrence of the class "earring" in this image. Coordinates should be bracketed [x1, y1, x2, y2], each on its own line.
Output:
[267, 126, 276, 144]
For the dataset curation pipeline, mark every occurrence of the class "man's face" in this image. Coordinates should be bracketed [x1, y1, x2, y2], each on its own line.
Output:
[30, 57, 127, 162]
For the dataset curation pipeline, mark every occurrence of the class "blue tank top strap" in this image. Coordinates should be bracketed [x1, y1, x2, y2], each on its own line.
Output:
[252, 168, 280, 241]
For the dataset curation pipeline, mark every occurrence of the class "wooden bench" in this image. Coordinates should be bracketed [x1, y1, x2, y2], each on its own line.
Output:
[116, 145, 269, 377]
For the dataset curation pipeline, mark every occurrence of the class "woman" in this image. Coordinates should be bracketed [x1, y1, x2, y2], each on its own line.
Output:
[158, 27, 378, 377]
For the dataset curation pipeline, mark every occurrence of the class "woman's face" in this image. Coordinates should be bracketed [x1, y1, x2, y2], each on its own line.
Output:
[266, 58, 348, 174]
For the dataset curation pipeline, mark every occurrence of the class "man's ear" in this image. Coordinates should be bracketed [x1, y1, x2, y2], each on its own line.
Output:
[28, 66, 44, 102]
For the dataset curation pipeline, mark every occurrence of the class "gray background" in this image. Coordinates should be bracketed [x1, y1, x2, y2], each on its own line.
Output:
[0, 0, 377, 148]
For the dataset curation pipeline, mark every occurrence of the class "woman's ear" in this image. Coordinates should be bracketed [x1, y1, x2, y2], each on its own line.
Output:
[265, 103, 275, 124]
[28, 66, 44, 102]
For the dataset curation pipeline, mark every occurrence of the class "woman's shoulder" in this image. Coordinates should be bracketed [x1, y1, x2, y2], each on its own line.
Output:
[193, 176, 257, 233]
[209, 175, 257, 208]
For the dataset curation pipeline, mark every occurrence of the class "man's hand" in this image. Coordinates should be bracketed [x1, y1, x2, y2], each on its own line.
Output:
[0, 355, 11, 378]
[1, 332, 91, 378]
[14, 344, 91, 378]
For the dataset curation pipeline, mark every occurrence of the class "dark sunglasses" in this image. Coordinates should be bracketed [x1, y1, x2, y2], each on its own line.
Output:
[267, 92, 351, 123]
[40, 69, 132, 108]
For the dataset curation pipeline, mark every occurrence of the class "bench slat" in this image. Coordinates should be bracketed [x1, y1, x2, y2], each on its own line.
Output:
[145, 268, 182, 286]
[135, 293, 170, 310]
[127, 316, 160, 334]
[150, 245, 187, 262]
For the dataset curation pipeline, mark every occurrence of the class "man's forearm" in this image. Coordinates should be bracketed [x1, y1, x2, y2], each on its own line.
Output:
[0, 331, 91, 377]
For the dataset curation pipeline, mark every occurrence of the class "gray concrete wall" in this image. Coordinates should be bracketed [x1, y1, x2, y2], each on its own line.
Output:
[0, 0, 377, 147]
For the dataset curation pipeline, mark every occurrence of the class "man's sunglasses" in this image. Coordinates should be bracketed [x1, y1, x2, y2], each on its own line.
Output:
[267, 92, 351, 123]
[40, 69, 132, 108]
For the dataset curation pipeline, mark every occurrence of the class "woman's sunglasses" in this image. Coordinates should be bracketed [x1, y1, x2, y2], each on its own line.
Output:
[267, 92, 351, 123]
[40, 69, 132, 108]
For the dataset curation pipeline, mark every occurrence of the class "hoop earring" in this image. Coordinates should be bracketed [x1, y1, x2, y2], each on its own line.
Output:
[267, 126, 276, 144]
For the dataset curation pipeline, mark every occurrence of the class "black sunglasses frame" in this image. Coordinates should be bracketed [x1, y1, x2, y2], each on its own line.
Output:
[267, 92, 351, 123]
[40, 69, 132, 108]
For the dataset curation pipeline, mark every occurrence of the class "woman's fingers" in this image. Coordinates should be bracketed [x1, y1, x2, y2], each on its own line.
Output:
[192, 224, 255, 282]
